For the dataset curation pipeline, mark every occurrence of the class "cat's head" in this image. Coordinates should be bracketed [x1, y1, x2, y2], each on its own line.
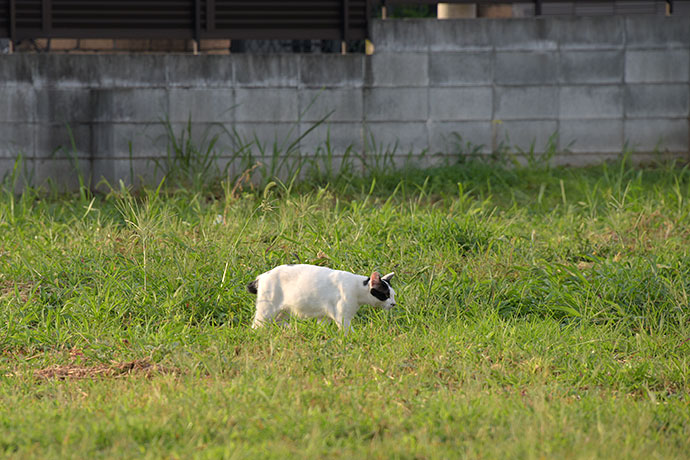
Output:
[366, 272, 396, 310]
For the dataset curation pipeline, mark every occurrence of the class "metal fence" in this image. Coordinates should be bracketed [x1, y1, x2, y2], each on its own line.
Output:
[0, 0, 370, 44]
[1, 0, 686, 46]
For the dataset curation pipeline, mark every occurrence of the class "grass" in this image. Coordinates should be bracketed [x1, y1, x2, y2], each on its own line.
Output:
[1, 148, 689, 458]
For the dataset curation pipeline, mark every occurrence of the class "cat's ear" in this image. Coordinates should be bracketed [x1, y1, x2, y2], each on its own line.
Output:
[369, 271, 382, 287]
[382, 272, 394, 283]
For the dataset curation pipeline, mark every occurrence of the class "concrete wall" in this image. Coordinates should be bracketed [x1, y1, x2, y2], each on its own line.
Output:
[1, 16, 689, 188]
[373, 16, 690, 162]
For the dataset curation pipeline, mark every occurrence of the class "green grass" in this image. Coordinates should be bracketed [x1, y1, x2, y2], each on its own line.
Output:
[1, 153, 689, 459]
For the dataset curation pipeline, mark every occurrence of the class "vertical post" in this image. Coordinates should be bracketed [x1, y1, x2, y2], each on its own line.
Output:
[365, 0, 372, 51]
[382, 0, 387, 19]
[365, 0, 371, 35]
[194, 0, 201, 54]
[42, 0, 52, 35]
[342, 0, 349, 55]
[207, 0, 215, 32]
[9, 0, 16, 51]
[535, 0, 542, 16]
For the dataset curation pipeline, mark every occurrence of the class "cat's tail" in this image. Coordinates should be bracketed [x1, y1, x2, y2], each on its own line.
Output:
[247, 279, 258, 294]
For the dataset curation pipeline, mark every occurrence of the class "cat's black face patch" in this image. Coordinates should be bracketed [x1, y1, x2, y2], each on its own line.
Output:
[370, 288, 389, 301]
[370, 280, 390, 301]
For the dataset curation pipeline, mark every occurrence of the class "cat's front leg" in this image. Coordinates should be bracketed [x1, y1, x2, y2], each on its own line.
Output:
[339, 317, 353, 335]
[252, 301, 281, 329]
[333, 304, 356, 335]
[317, 317, 331, 326]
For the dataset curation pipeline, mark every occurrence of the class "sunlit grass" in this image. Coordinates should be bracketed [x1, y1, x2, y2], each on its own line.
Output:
[1, 151, 689, 458]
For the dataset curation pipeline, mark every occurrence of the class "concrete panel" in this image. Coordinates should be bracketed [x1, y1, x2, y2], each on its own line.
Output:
[0, 158, 35, 192]
[150, 122, 238, 161]
[367, 53, 428, 87]
[429, 52, 493, 86]
[164, 55, 233, 88]
[364, 88, 428, 122]
[232, 122, 303, 156]
[92, 123, 168, 159]
[559, 119, 623, 153]
[300, 55, 364, 88]
[624, 119, 689, 152]
[428, 121, 492, 154]
[33, 158, 91, 191]
[492, 18, 558, 51]
[181, 122, 244, 157]
[35, 88, 93, 124]
[92, 158, 122, 188]
[0, 86, 35, 122]
[299, 122, 364, 156]
[0, 55, 35, 85]
[559, 86, 623, 119]
[429, 87, 493, 121]
[558, 50, 623, 84]
[624, 84, 689, 118]
[93, 158, 162, 189]
[35, 123, 92, 159]
[34, 55, 101, 88]
[299, 88, 363, 123]
[363, 122, 429, 154]
[371, 19, 429, 52]
[97, 55, 168, 88]
[498, 120, 559, 153]
[93, 89, 168, 123]
[235, 88, 299, 122]
[301, 152, 359, 179]
[0, 123, 35, 158]
[555, 16, 624, 50]
[429, 19, 494, 51]
[159, 122, 250, 165]
[168, 88, 235, 123]
[214, 156, 254, 181]
[495, 51, 558, 85]
[625, 49, 690, 83]
[494, 86, 558, 120]
[234, 55, 299, 87]
[625, 17, 690, 49]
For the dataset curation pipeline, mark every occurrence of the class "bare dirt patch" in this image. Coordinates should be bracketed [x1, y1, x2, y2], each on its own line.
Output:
[34, 359, 177, 380]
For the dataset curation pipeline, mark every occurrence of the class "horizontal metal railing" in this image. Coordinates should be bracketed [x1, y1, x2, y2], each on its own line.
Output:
[0, 0, 370, 44]
[1, 0, 685, 46]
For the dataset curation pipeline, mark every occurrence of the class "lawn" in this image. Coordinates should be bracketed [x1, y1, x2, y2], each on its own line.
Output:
[1, 154, 689, 459]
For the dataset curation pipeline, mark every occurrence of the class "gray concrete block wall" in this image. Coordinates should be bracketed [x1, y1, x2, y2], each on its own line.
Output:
[0, 16, 689, 188]
[558, 50, 624, 83]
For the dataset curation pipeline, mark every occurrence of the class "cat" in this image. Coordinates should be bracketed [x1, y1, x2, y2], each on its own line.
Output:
[247, 264, 396, 333]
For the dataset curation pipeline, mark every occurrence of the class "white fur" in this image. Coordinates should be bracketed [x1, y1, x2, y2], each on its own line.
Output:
[250, 264, 396, 332]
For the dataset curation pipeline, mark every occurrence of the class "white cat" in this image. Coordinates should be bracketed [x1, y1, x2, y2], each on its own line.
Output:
[247, 264, 396, 332]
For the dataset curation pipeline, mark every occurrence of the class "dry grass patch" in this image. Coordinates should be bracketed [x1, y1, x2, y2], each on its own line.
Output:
[33, 359, 177, 380]
[0, 279, 37, 303]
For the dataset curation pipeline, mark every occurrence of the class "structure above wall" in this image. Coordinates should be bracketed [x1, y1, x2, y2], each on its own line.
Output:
[0, 16, 688, 189]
